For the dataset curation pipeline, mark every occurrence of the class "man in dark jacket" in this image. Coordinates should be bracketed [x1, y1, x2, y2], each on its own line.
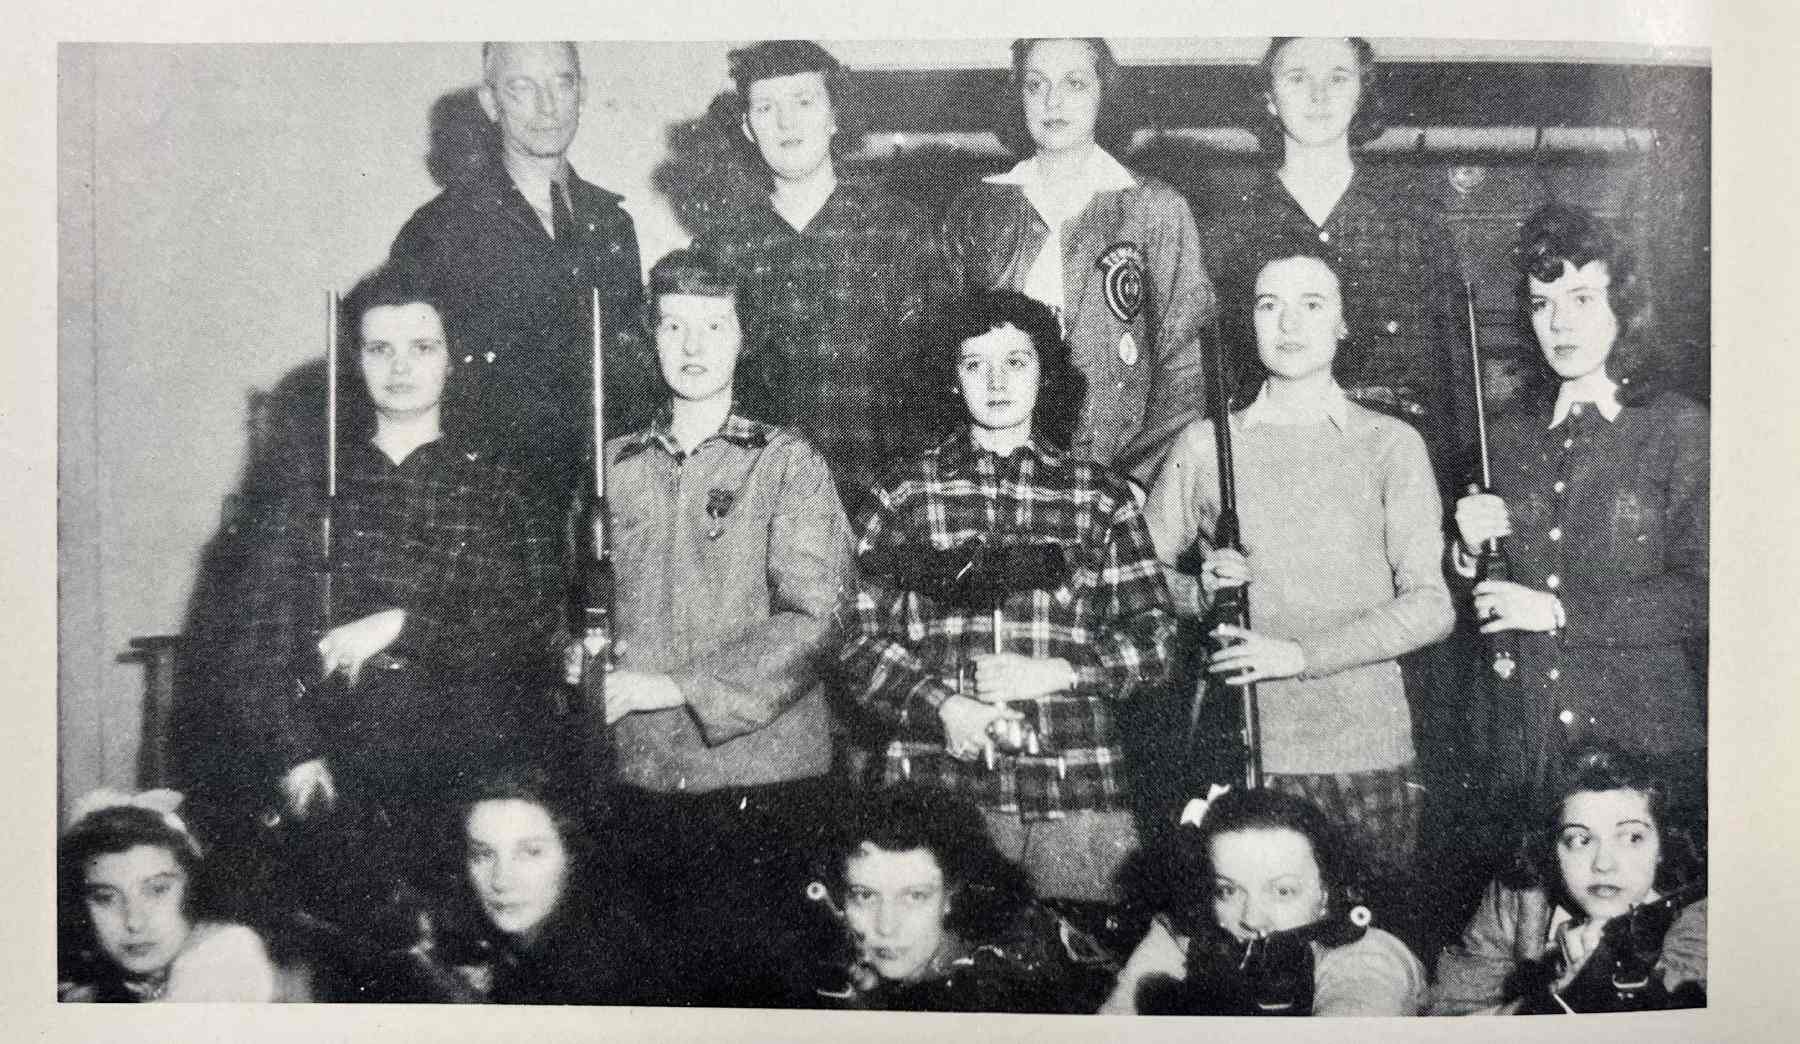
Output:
[389, 41, 658, 529]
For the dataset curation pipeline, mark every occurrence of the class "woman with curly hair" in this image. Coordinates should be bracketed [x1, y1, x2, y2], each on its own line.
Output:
[1101, 786, 1426, 1015]
[1452, 202, 1708, 812]
[841, 289, 1175, 906]
[802, 784, 1115, 1012]
[1432, 742, 1706, 1014]
[941, 37, 1214, 489]
[58, 790, 282, 1003]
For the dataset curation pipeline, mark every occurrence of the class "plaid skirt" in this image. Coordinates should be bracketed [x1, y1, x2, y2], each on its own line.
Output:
[1265, 762, 1421, 870]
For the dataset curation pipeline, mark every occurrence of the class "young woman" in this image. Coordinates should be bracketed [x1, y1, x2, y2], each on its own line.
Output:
[841, 289, 1175, 905]
[942, 37, 1213, 487]
[425, 764, 661, 1005]
[59, 790, 281, 1002]
[1452, 202, 1708, 813]
[1204, 36, 1462, 481]
[1101, 786, 1427, 1015]
[803, 785, 1115, 1013]
[1431, 742, 1706, 1014]
[1144, 252, 1452, 866]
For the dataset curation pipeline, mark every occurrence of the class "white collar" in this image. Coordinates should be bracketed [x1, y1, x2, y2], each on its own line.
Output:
[1240, 379, 1351, 432]
[1549, 371, 1623, 428]
[984, 146, 1136, 191]
[502, 153, 568, 216]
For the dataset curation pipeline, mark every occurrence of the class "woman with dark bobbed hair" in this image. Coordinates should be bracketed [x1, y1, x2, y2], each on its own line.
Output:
[58, 790, 282, 1002]
[1102, 786, 1426, 1015]
[1205, 37, 1463, 485]
[1432, 742, 1706, 1014]
[801, 785, 1115, 1012]
[842, 289, 1175, 908]
[941, 37, 1214, 489]
[1452, 202, 1708, 813]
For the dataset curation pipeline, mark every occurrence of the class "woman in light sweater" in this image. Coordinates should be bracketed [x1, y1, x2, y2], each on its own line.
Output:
[1143, 250, 1452, 867]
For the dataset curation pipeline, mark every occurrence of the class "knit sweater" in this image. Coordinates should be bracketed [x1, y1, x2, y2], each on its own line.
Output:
[1143, 400, 1452, 774]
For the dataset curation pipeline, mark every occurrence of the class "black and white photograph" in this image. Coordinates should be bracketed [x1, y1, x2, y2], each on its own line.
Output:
[18, 0, 1789, 1037]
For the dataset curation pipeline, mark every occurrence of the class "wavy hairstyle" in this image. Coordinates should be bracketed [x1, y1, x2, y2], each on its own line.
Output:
[917, 288, 1088, 449]
[995, 38, 1137, 158]
[1511, 201, 1663, 407]
[1219, 248, 1368, 405]
[718, 40, 864, 177]
[57, 805, 214, 987]
[817, 785, 1031, 941]
[336, 262, 463, 442]
[1164, 787, 1371, 947]
[1506, 741, 1705, 900]
[1250, 36, 1385, 156]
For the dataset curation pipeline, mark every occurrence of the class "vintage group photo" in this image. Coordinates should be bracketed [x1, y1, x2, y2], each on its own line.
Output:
[55, 32, 1710, 1016]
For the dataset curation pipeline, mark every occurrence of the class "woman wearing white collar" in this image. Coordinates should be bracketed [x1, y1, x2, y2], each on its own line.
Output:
[1452, 202, 1708, 818]
[941, 38, 1214, 490]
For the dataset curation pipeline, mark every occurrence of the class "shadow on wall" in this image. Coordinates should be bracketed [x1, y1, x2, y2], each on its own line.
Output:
[650, 91, 771, 244]
[425, 86, 499, 190]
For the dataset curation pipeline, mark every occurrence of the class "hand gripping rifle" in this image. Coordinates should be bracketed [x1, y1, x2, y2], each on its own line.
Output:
[574, 287, 616, 776]
[1182, 316, 1263, 792]
[1523, 878, 1708, 1014]
[1464, 280, 1519, 681]
[1139, 901, 1375, 1016]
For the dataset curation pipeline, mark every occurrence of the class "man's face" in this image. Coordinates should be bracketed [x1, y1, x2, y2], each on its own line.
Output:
[1529, 259, 1620, 383]
[360, 303, 451, 422]
[655, 292, 742, 406]
[1252, 255, 1347, 383]
[1265, 37, 1363, 150]
[742, 71, 836, 184]
[479, 42, 583, 161]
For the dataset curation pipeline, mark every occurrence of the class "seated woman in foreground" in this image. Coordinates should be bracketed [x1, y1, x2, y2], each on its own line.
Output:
[801, 784, 1117, 1012]
[1431, 741, 1706, 1015]
[1101, 786, 1426, 1016]
[59, 790, 283, 1002]
[413, 763, 663, 1005]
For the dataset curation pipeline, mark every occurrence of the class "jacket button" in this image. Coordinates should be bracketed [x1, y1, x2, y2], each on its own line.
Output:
[1553, 480, 1566, 493]
[1558, 708, 1574, 724]
[1548, 667, 1561, 681]
[1548, 527, 1562, 541]
[1545, 574, 1560, 590]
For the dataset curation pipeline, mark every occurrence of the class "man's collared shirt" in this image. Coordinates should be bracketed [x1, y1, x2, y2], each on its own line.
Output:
[842, 429, 1176, 821]
[605, 408, 853, 793]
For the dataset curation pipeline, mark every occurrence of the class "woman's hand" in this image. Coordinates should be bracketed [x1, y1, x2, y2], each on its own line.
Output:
[281, 758, 336, 819]
[1206, 624, 1306, 684]
[1553, 916, 1611, 994]
[966, 653, 1074, 703]
[602, 670, 682, 725]
[318, 608, 405, 685]
[1455, 492, 1512, 556]
[1472, 580, 1562, 633]
[1200, 549, 1251, 601]
[937, 694, 1023, 763]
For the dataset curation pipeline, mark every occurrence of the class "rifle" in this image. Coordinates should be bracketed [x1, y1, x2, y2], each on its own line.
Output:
[574, 287, 616, 777]
[1142, 902, 1374, 1015]
[1526, 878, 1707, 1013]
[1182, 316, 1263, 791]
[1464, 280, 1519, 681]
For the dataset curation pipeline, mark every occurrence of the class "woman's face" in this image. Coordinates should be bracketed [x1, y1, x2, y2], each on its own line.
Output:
[843, 843, 951, 984]
[956, 322, 1041, 439]
[466, 799, 570, 943]
[1529, 259, 1620, 383]
[1556, 788, 1661, 921]
[1253, 255, 1347, 383]
[360, 302, 451, 422]
[1210, 827, 1330, 942]
[742, 70, 837, 184]
[83, 844, 194, 978]
[1265, 37, 1364, 149]
[1020, 39, 1102, 157]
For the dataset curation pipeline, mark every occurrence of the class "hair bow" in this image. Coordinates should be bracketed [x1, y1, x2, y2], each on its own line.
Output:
[67, 787, 202, 855]
[1178, 783, 1233, 829]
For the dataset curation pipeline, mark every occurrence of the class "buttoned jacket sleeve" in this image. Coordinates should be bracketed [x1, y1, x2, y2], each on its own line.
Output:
[666, 436, 853, 746]
[1430, 881, 1549, 1015]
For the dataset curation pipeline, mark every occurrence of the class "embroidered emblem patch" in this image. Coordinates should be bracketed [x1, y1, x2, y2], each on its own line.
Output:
[1096, 242, 1146, 324]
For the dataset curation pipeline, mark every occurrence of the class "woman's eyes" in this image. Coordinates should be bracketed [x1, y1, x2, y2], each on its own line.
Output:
[145, 879, 176, 899]
[84, 888, 121, 909]
[1559, 829, 1594, 850]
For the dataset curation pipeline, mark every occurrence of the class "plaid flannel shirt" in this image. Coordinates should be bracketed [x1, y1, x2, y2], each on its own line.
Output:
[224, 436, 564, 770]
[698, 178, 949, 511]
[841, 431, 1176, 820]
